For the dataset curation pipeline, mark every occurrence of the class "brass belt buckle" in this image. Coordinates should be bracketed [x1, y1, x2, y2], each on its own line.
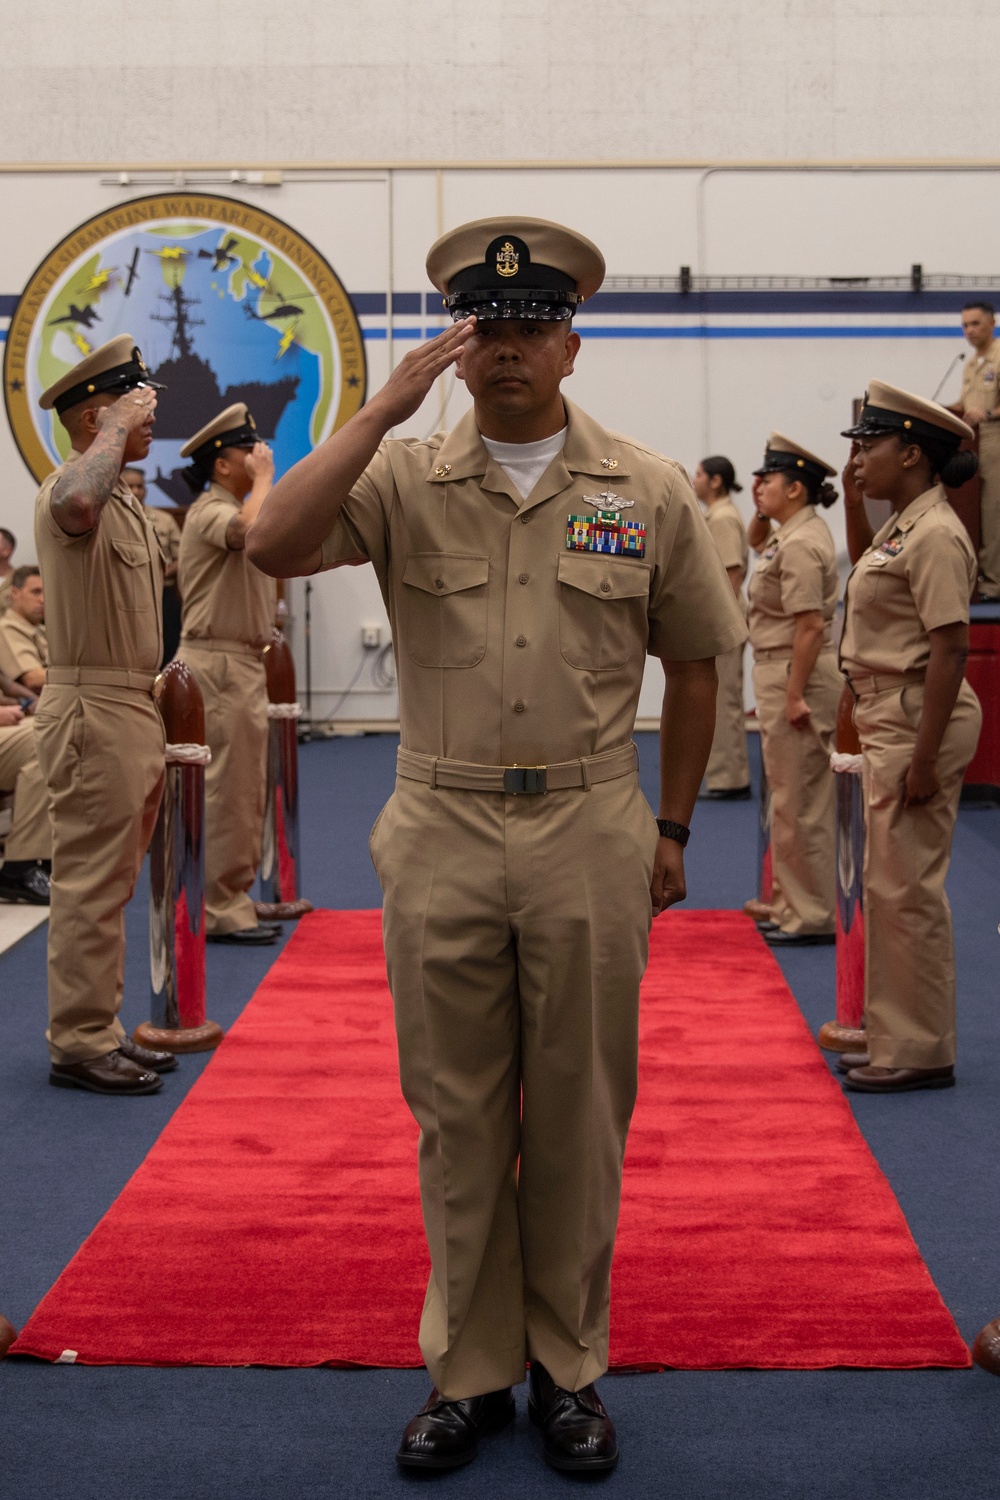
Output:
[503, 764, 547, 795]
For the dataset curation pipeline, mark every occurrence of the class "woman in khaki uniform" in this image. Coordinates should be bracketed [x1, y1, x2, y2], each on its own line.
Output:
[694, 456, 751, 798]
[838, 382, 981, 1094]
[747, 434, 841, 946]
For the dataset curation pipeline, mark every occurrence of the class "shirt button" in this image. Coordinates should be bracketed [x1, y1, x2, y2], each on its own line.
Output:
[434, 578, 444, 589]
[518, 573, 529, 585]
[600, 581, 612, 593]
[513, 700, 525, 713]
[515, 634, 527, 647]
[520, 514, 530, 524]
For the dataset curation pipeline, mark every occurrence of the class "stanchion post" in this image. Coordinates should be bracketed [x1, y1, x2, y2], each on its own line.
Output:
[259, 628, 313, 920]
[818, 686, 867, 1054]
[743, 734, 774, 923]
[135, 661, 223, 1055]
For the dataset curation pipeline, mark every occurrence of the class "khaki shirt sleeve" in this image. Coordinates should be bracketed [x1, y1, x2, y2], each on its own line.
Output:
[647, 467, 748, 659]
[0, 626, 20, 681]
[778, 534, 826, 615]
[711, 510, 746, 572]
[37, 473, 96, 550]
[196, 496, 240, 551]
[319, 443, 393, 575]
[906, 527, 973, 633]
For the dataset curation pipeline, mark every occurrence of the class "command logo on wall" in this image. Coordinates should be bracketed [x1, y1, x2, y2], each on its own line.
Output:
[3, 193, 366, 503]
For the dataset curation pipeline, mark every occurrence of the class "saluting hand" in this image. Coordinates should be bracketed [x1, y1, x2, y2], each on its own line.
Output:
[97, 386, 157, 436]
[244, 442, 275, 482]
[370, 318, 477, 428]
[650, 837, 686, 917]
[841, 442, 864, 509]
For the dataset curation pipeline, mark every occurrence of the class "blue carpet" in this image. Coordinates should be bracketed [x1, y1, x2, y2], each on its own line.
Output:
[3, 732, 1000, 1499]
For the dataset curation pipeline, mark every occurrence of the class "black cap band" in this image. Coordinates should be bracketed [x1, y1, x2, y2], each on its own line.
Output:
[840, 402, 961, 446]
[188, 418, 258, 470]
[53, 347, 165, 415]
[444, 234, 582, 320]
[752, 449, 831, 485]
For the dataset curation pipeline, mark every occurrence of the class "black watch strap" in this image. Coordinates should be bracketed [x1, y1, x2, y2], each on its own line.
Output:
[656, 817, 690, 848]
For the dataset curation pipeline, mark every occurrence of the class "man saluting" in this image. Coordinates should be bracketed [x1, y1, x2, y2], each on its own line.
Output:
[249, 219, 744, 1472]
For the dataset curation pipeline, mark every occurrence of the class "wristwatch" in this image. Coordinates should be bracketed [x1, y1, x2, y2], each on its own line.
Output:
[656, 818, 690, 848]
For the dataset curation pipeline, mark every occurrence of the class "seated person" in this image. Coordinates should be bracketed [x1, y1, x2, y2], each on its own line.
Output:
[0, 684, 50, 905]
[0, 566, 48, 694]
[0, 527, 16, 616]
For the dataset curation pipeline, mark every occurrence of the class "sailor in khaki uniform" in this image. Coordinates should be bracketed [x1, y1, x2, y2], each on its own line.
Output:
[0, 527, 16, 615]
[32, 336, 177, 1095]
[694, 456, 750, 797]
[247, 217, 745, 1474]
[955, 301, 1000, 600]
[839, 383, 981, 1094]
[747, 435, 841, 946]
[0, 565, 48, 692]
[123, 466, 183, 664]
[0, 697, 51, 905]
[175, 405, 279, 945]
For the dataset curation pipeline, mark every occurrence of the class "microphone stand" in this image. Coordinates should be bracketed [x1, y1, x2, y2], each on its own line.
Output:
[932, 350, 966, 404]
[301, 578, 313, 743]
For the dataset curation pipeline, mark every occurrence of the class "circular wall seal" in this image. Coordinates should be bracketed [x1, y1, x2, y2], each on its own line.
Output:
[3, 193, 366, 504]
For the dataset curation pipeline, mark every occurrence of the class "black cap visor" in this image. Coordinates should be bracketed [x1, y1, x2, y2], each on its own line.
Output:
[752, 450, 830, 484]
[841, 403, 959, 444]
[53, 351, 165, 416]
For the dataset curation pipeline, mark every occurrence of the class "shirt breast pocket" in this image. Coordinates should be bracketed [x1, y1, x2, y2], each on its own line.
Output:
[401, 553, 490, 668]
[110, 538, 152, 613]
[557, 553, 650, 671]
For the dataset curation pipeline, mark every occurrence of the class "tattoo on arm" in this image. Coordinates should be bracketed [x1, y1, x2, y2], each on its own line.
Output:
[50, 422, 130, 531]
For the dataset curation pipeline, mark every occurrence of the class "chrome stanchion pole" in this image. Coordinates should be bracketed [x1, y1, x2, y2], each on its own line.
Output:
[136, 661, 223, 1055]
[259, 629, 313, 921]
[819, 686, 867, 1055]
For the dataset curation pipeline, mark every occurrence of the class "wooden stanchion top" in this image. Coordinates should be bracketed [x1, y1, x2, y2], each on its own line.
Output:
[263, 628, 296, 704]
[836, 682, 861, 756]
[154, 659, 205, 743]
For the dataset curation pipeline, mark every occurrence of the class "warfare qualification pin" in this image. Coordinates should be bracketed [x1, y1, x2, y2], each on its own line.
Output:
[582, 490, 634, 518]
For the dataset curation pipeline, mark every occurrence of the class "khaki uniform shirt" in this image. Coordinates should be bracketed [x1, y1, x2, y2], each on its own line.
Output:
[704, 497, 749, 618]
[319, 399, 746, 764]
[143, 506, 182, 570]
[0, 609, 48, 682]
[34, 455, 163, 670]
[840, 485, 976, 678]
[748, 505, 839, 655]
[0, 574, 11, 617]
[178, 482, 275, 649]
[960, 338, 1000, 422]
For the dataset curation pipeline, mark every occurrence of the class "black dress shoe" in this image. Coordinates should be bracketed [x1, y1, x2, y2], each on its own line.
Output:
[763, 928, 836, 947]
[698, 784, 752, 801]
[396, 1386, 515, 1470]
[50, 1049, 163, 1095]
[206, 923, 280, 946]
[835, 1051, 870, 1074]
[118, 1033, 178, 1074]
[0, 859, 50, 905]
[844, 1064, 955, 1093]
[528, 1362, 618, 1473]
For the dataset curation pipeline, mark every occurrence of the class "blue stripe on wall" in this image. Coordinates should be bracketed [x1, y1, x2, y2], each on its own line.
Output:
[360, 324, 962, 342]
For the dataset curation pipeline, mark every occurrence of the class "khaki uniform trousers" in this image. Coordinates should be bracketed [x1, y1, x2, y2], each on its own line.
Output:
[753, 653, 841, 935]
[0, 721, 52, 861]
[370, 771, 658, 1401]
[854, 680, 981, 1069]
[705, 641, 750, 791]
[977, 422, 1000, 598]
[178, 644, 268, 935]
[33, 685, 165, 1063]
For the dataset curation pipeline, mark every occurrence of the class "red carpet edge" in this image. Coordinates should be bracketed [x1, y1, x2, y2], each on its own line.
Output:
[11, 909, 971, 1370]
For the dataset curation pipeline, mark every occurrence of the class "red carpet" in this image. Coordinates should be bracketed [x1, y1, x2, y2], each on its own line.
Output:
[12, 910, 969, 1369]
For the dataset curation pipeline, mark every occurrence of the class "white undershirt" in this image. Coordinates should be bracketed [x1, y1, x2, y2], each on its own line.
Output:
[480, 427, 567, 500]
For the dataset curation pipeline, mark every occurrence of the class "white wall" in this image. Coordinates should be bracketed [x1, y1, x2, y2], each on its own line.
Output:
[1, 0, 997, 164]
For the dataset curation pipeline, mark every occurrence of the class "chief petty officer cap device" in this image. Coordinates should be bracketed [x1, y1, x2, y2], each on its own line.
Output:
[753, 432, 837, 485]
[841, 379, 973, 447]
[426, 216, 606, 322]
[39, 333, 166, 416]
